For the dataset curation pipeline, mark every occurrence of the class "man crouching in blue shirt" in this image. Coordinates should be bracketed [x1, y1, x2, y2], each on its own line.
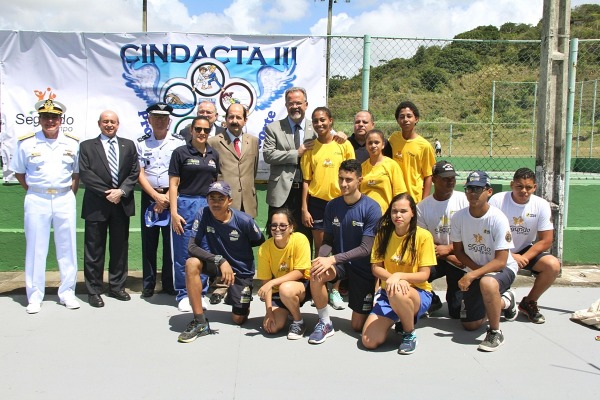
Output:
[178, 181, 265, 343]
[308, 159, 381, 344]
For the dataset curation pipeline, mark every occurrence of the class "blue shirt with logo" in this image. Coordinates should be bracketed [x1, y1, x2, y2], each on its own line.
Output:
[192, 207, 264, 277]
[324, 194, 381, 279]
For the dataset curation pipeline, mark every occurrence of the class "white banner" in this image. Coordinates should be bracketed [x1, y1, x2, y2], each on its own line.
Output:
[0, 32, 326, 182]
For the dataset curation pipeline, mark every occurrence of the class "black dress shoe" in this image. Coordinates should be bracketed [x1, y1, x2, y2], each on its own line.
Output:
[142, 288, 154, 298]
[160, 288, 177, 296]
[88, 294, 105, 308]
[107, 290, 131, 301]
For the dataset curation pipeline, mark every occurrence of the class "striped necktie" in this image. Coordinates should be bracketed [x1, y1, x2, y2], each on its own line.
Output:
[108, 139, 119, 188]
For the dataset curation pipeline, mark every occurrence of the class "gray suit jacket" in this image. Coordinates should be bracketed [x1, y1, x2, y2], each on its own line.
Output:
[263, 117, 316, 208]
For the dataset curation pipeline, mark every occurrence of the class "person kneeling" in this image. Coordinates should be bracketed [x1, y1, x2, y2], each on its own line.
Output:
[178, 181, 265, 343]
[257, 208, 312, 339]
[361, 193, 436, 355]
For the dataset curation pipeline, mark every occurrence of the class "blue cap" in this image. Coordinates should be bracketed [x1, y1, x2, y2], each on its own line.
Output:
[144, 203, 170, 227]
[207, 181, 231, 197]
[465, 170, 491, 187]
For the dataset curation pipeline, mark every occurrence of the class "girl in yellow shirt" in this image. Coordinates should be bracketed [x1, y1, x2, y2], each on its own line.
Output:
[300, 107, 355, 255]
[360, 129, 407, 215]
[257, 208, 312, 340]
[361, 193, 436, 355]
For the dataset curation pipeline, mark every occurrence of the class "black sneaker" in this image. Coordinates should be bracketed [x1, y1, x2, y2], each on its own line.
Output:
[178, 318, 214, 343]
[478, 328, 504, 352]
[287, 321, 306, 340]
[428, 292, 443, 314]
[394, 321, 403, 334]
[518, 297, 545, 324]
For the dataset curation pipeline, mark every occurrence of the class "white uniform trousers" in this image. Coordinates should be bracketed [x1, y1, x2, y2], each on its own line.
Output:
[24, 190, 78, 304]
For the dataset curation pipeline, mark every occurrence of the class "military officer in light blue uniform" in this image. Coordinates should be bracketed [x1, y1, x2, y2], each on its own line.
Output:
[136, 102, 185, 297]
[10, 99, 80, 314]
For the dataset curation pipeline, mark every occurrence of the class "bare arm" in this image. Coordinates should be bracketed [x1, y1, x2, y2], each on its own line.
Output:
[422, 175, 433, 199]
[71, 173, 79, 194]
[14, 173, 28, 191]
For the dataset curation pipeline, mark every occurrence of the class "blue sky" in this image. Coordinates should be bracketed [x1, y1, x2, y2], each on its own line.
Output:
[0, 0, 597, 38]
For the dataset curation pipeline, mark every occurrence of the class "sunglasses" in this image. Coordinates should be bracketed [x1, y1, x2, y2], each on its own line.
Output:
[464, 186, 487, 194]
[194, 127, 210, 134]
[269, 223, 289, 230]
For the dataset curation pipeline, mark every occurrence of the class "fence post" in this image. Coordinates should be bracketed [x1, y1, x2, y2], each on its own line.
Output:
[576, 80, 583, 156]
[449, 124, 453, 157]
[531, 82, 538, 157]
[590, 79, 597, 157]
[535, 0, 570, 262]
[564, 37, 579, 228]
[361, 35, 371, 110]
[490, 80, 496, 157]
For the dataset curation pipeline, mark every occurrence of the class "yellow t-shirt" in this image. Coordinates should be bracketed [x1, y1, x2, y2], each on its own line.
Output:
[300, 140, 355, 201]
[387, 133, 435, 203]
[360, 157, 407, 215]
[256, 232, 311, 292]
[371, 226, 436, 292]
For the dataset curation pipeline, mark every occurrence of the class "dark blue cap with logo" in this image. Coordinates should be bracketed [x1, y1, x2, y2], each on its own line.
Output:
[465, 170, 491, 187]
[207, 181, 231, 197]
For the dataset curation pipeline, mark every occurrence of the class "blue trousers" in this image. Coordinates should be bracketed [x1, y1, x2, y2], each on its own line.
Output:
[171, 195, 208, 301]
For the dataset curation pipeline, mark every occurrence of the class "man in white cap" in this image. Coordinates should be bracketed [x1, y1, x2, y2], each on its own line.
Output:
[10, 99, 80, 313]
[136, 102, 185, 297]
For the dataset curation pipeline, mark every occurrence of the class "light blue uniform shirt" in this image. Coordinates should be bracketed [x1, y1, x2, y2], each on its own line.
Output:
[136, 132, 185, 188]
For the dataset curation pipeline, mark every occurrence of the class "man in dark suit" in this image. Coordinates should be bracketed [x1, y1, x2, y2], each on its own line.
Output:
[79, 110, 140, 308]
[263, 87, 316, 241]
[179, 100, 225, 141]
[208, 103, 259, 218]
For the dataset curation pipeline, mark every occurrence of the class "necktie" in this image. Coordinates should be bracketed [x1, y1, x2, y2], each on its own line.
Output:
[233, 137, 241, 157]
[293, 124, 301, 149]
[108, 139, 119, 188]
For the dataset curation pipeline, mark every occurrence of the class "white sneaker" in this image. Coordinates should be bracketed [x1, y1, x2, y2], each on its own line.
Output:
[26, 303, 42, 314]
[60, 298, 81, 310]
[178, 297, 192, 312]
[329, 289, 345, 310]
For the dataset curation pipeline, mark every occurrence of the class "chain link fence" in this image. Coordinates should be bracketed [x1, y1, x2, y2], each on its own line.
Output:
[328, 36, 600, 179]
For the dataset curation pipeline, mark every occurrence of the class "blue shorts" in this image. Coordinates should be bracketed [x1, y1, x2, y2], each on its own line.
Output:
[308, 196, 328, 231]
[371, 287, 433, 323]
[461, 267, 516, 322]
[518, 245, 553, 275]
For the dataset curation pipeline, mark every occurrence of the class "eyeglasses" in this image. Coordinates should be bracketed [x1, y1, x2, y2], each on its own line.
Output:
[269, 223, 289, 230]
[464, 186, 487, 194]
[286, 102, 306, 107]
[194, 127, 211, 134]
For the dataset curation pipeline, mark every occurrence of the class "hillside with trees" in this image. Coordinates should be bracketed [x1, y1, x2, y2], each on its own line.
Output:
[329, 3, 600, 138]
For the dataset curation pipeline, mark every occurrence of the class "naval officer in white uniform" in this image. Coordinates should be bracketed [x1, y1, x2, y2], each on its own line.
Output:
[11, 99, 80, 314]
